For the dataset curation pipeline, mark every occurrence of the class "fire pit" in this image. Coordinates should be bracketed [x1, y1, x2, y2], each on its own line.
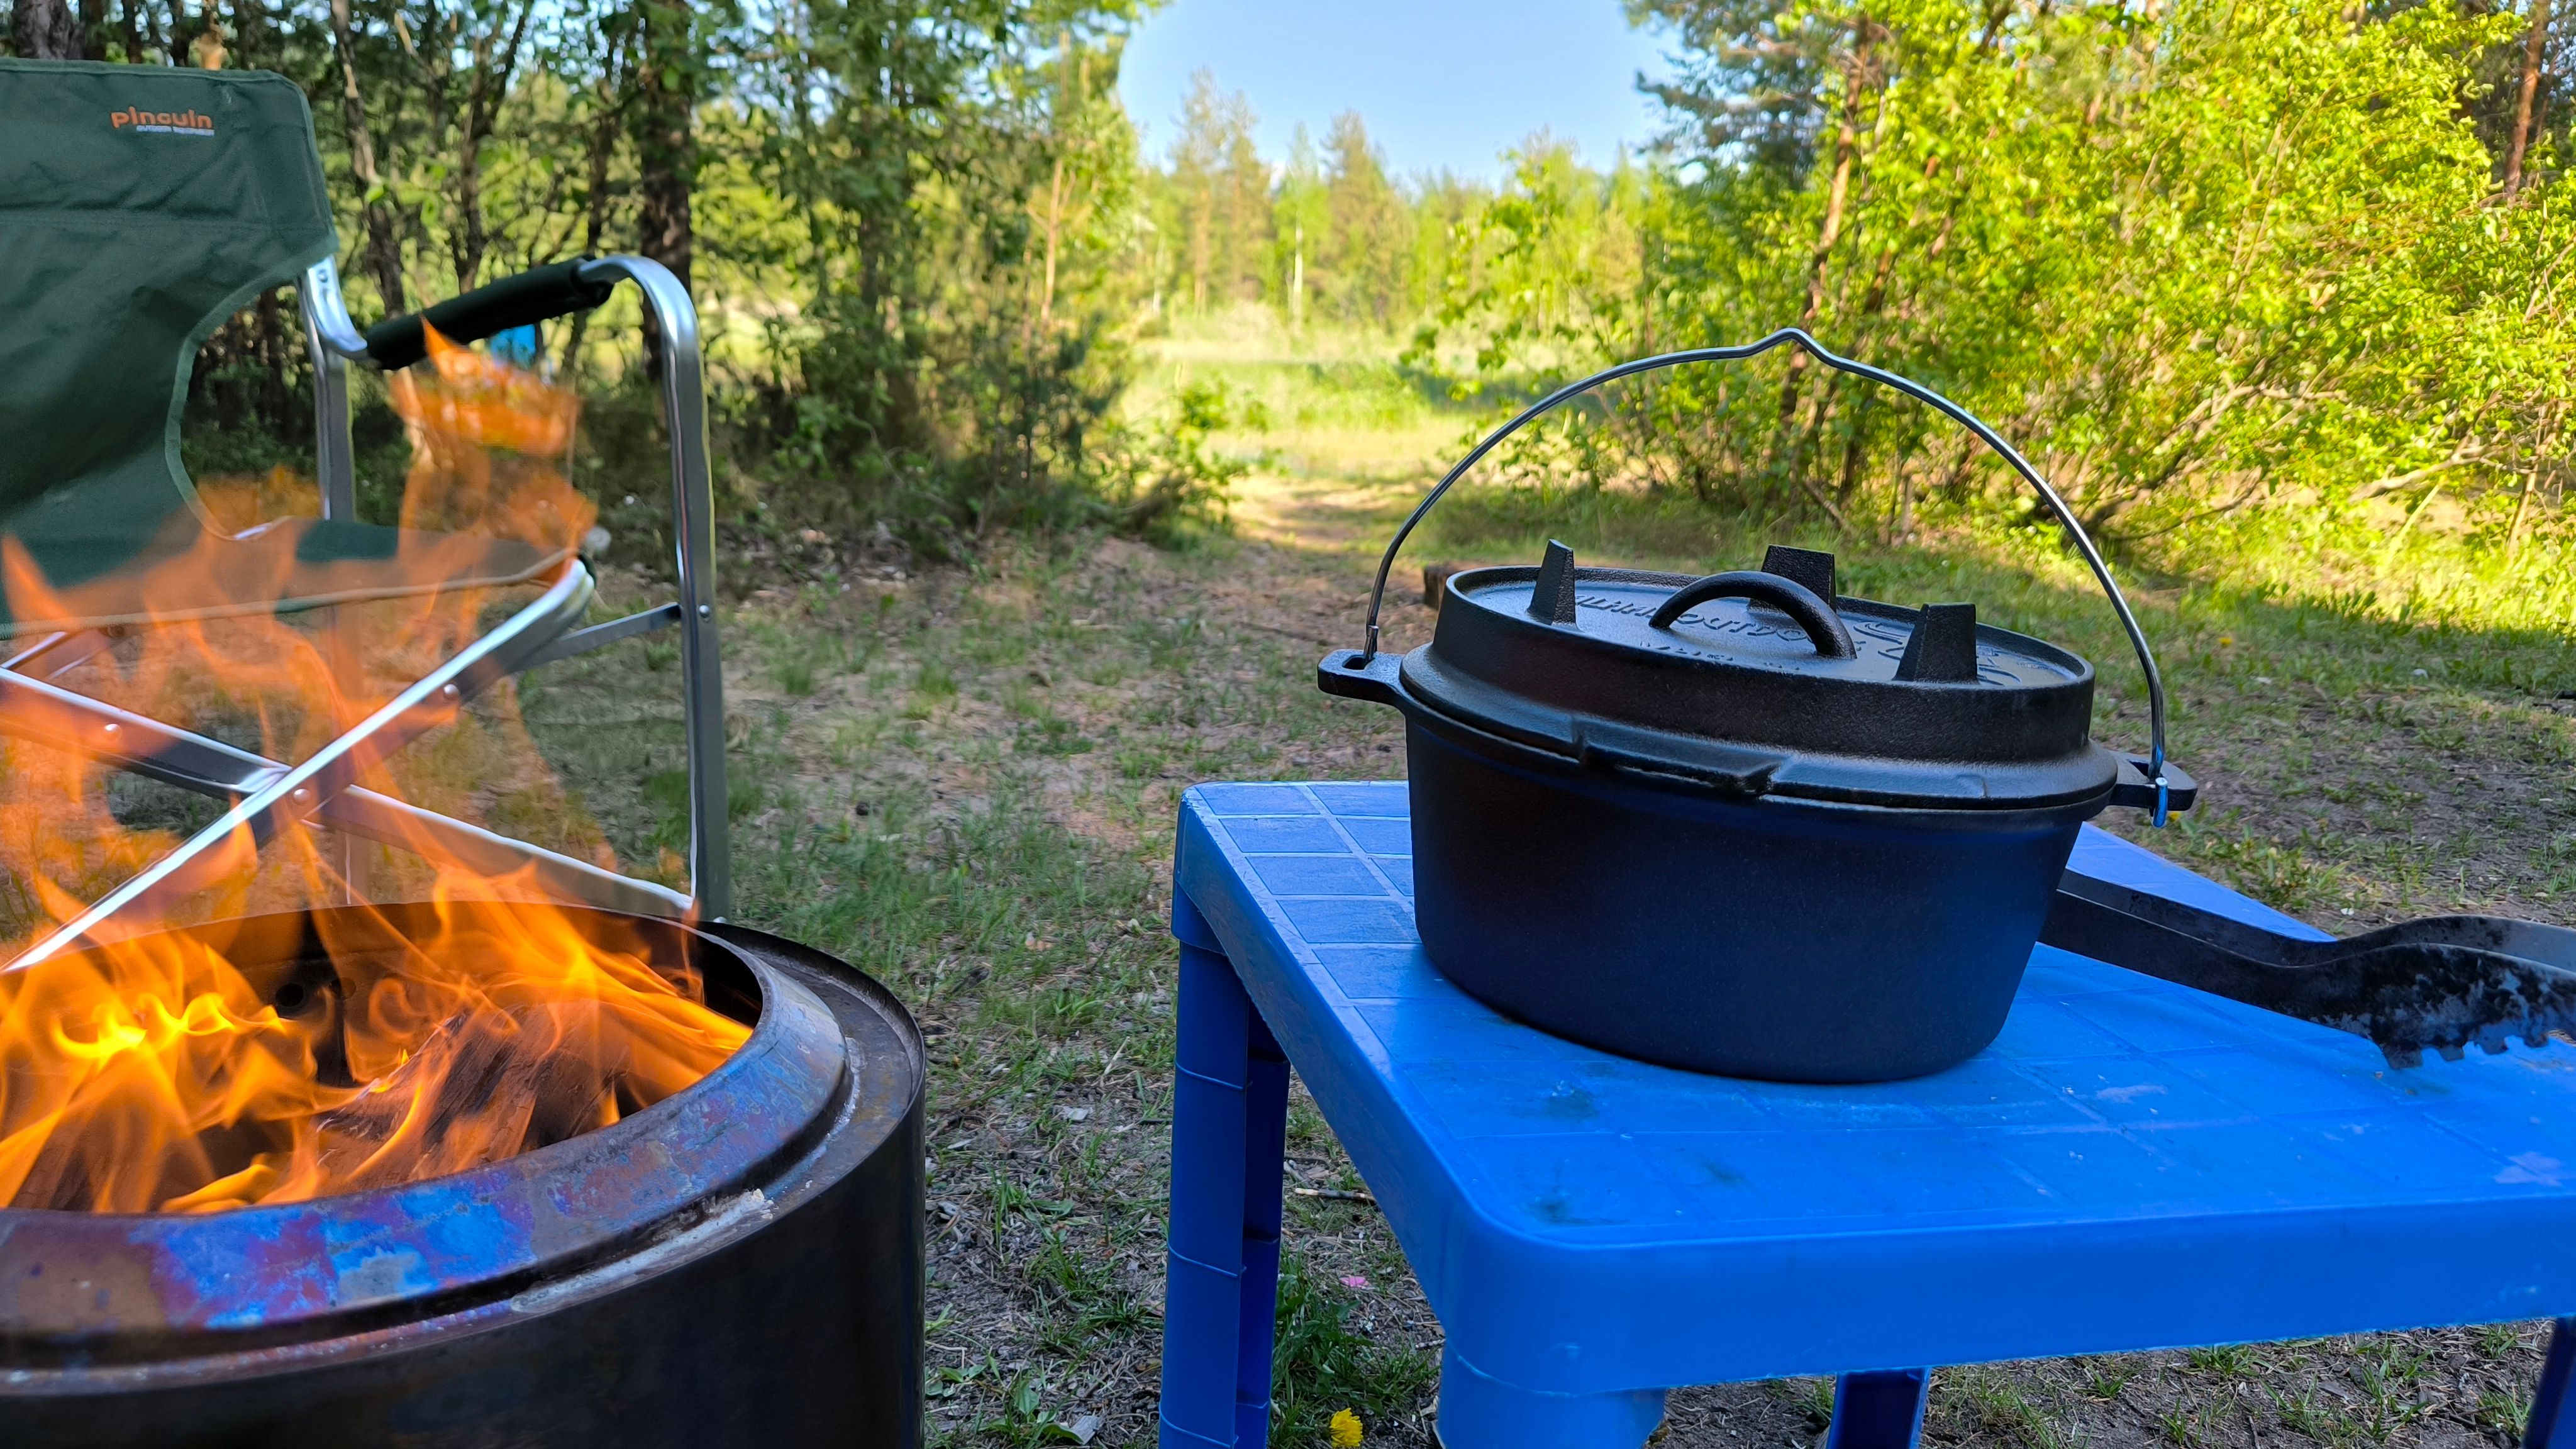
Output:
[0, 193, 922, 1440]
[0, 904, 924, 1448]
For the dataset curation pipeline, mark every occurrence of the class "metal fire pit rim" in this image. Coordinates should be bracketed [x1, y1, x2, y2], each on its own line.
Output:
[0, 922, 930, 1449]
[0, 904, 851, 1359]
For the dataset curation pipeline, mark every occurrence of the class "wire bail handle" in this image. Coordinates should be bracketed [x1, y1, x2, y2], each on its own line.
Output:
[1356, 329, 2176, 825]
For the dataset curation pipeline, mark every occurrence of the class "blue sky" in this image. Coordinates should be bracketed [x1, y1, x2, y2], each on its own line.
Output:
[1117, 0, 1673, 182]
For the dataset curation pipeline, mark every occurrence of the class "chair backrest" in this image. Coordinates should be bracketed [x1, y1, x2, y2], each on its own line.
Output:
[0, 60, 336, 590]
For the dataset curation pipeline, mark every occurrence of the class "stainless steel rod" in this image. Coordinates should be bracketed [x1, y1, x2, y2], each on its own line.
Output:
[3, 564, 595, 973]
[0, 659, 686, 919]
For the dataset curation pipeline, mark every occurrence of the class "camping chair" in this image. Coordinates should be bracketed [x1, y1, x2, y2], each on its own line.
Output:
[0, 58, 728, 969]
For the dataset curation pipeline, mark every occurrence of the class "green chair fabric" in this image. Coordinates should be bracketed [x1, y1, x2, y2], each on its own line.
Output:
[0, 60, 563, 638]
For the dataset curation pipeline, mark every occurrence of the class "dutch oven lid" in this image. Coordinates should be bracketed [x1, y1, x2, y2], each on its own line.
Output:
[1348, 539, 2152, 810]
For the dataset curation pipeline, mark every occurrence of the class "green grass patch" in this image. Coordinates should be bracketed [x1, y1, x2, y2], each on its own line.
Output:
[1269, 1253, 1437, 1448]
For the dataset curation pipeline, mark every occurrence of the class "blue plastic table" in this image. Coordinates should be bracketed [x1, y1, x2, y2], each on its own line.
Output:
[1157, 782, 2576, 1449]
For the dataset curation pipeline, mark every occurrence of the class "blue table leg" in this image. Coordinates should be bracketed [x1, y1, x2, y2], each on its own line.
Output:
[1435, 1347, 1667, 1448]
[1235, 1009, 1291, 1448]
[1826, 1369, 1930, 1449]
[2528, 1319, 2576, 1449]
[1161, 891, 1291, 1449]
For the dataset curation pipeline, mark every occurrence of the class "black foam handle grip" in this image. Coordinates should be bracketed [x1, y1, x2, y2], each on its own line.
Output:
[364, 257, 617, 369]
[1646, 571, 1858, 658]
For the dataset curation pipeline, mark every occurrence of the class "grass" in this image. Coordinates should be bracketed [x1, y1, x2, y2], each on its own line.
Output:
[1128, 307, 1491, 487]
[484, 324, 2576, 1446]
[2183, 1344, 2261, 1380]
[1945, 1367, 2073, 1449]
[509, 536, 1432, 1445]
[1270, 1253, 1440, 1445]
[2082, 1358, 2143, 1403]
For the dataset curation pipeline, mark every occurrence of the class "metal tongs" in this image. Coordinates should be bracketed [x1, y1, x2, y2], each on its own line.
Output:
[2042, 869, 2576, 1067]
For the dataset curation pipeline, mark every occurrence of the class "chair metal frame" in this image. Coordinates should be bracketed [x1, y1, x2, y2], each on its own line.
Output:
[0, 255, 728, 973]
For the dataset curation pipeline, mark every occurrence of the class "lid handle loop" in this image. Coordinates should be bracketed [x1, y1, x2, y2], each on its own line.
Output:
[1646, 572, 1857, 659]
[1356, 329, 2175, 826]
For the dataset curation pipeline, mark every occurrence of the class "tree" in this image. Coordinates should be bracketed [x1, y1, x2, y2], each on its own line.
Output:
[12, 0, 80, 57]
[1028, 27, 1136, 337]
[1271, 124, 1326, 326]
[631, 0, 696, 296]
[4, 0, 1157, 541]
[2507, 0, 2553, 194]
[326, 0, 407, 311]
[1412, 135, 1643, 378]
[1439, 0, 2576, 560]
[1165, 70, 1268, 311]
[1628, 0, 1843, 173]
[1316, 111, 1410, 325]
[1404, 169, 1489, 325]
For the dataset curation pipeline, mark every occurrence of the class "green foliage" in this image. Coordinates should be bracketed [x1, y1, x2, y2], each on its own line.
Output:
[1097, 379, 1258, 545]
[1270, 1252, 1436, 1446]
[1311, 113, 1414, 325]
[736, 4, 1153, 545]
[1154, 71, 1275, 314]
[1407, 136, 1648, 376]
[1417, 0, 2576, 626]
[60, 0, 2576, 603]
[64, 0, 1158, 552]
[1140, 76, 1501, 335]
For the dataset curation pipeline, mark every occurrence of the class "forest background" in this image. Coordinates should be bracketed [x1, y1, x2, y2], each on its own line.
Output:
[12, 6, 2576, 1440]
[7, 0, 2576, 625]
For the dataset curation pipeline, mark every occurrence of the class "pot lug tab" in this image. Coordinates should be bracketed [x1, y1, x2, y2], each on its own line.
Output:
[1528, 540, 1580, 625]
[1895, 602, 1980, 682]
[1759, 544, 1838, 602]
[2109, 755, 2197, 813]
[1317, 648, 1402, 705]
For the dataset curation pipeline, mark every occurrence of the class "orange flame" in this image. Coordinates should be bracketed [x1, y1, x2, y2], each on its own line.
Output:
[0, 328, 747, 1214]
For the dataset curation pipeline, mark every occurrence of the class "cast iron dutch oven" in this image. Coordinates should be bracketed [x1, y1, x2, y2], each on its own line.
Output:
[1319, 331, 2198, 1082]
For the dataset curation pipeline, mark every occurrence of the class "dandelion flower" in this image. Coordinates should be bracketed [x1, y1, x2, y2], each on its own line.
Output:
[1328, 1408, 1364, 1446]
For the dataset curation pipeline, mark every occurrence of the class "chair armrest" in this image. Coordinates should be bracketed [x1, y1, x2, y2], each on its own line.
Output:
[364, 257, 618, 370]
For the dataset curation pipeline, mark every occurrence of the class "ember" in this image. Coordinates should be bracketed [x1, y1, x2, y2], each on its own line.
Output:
[0, 331, 747, 1214]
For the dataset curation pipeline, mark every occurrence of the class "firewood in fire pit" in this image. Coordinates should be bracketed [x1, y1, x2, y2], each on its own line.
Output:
[315, 1002, 630, 1189]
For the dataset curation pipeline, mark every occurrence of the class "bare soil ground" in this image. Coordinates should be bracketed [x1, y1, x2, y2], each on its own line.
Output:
[522, 459, 2575, 1449]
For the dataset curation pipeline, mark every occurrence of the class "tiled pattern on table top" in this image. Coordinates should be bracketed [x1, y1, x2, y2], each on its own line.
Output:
[1186, 782, 2576, 1243]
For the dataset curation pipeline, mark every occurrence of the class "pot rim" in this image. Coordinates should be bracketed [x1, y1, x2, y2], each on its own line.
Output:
[1326, 645, 2130, 816]
[1399, 692, 2116, 830]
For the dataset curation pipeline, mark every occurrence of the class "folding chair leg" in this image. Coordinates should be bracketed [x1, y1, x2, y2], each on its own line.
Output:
[334, 806, 369, 905]
[302, 273, 360, 524]
[303, 276, 370, 897]
[583, 255, 729, 921]
[314, 610, 370, 906]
